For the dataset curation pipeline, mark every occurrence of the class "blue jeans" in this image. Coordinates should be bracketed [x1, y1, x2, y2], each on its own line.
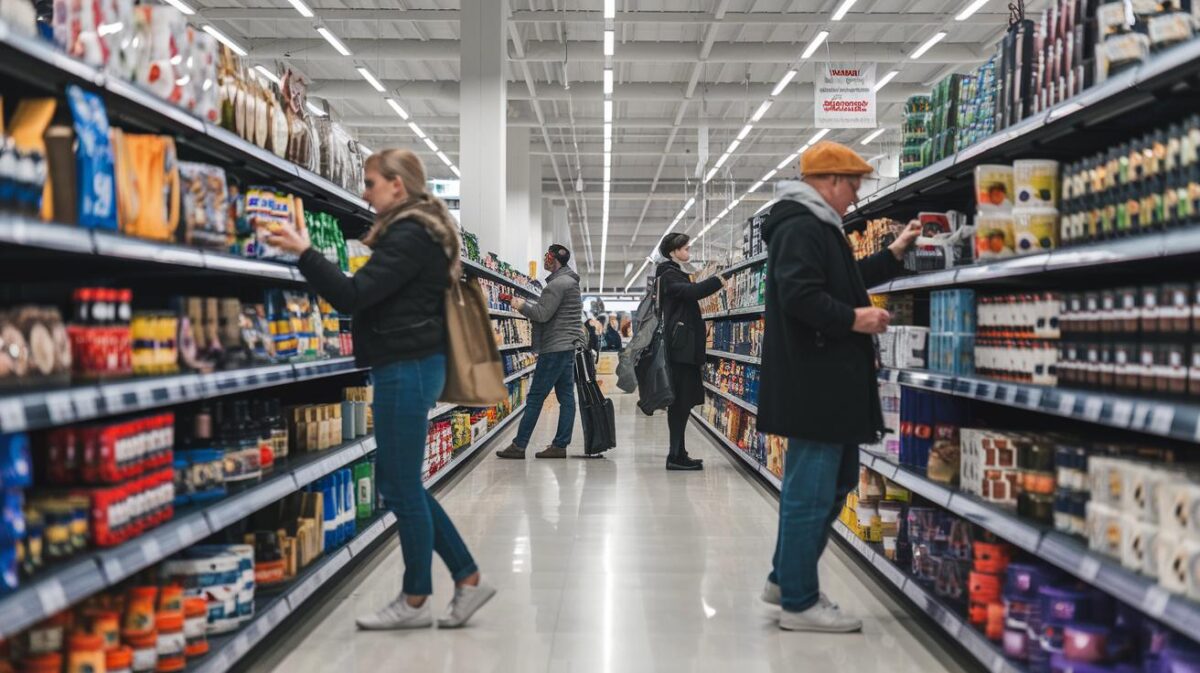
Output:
[769, 438, 860, 612]
[512, 350, 576, 449]
[373, 353, 478, 596]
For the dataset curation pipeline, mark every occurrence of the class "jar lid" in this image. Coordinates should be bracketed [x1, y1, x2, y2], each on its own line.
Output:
[155, 613, 184, 631]
[128, 586, 159, 600]
[69, 632, 105, 651]
[107, 645, 134, 667]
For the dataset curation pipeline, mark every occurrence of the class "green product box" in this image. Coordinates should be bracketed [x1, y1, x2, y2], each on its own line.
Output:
[354, 460, 375, 522]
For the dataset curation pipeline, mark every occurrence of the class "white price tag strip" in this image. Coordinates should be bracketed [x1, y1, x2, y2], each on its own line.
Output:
[45, 393, 75, 424]
[1148, 406, 1175, 436]
[1112, 400, 1134, 427]
[1025, 388, 1043, 408]
[100, 556, 125, 583]
[1083, 397, 1104, 422]
[36, 581, 68, 614]
[1078, 555, 1101, 582]
[136, 386, 155, 407]
[71, 389, 98, 419]
[1058, 393, 1076, 415]
[1142, 586, 1171, 618]
[0, 399, 28, 431]
[141, 537, 162, 565]
[1132, 403, 1153, 430]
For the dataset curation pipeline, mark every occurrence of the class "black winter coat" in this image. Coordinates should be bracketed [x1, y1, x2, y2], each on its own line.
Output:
[757, 200, 904, 444]
[657, 261, 723, 407]
[298, 219, 448, 368]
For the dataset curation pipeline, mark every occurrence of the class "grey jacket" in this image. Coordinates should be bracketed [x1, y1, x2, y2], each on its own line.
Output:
[518, 266, 585, 354]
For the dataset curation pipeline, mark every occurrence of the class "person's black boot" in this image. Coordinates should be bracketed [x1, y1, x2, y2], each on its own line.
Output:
[666, 456, 703, 471]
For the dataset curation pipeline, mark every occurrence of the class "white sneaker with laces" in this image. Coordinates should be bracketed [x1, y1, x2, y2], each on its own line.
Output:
[356, 595, 433, 630]
[437, 582, 497, 629]
[779, 603, 863, 633]
[761, 581, 838, 610]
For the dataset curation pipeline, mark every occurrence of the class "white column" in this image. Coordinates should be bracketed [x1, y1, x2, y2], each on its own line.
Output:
[505, 126, 532, 269]
[459, 0, 506, 260]
[527, 158, 544, 269]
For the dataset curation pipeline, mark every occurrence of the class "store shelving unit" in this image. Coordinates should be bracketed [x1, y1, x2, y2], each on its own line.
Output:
[877, 367, 1200, 443]
[503, 365, 537, 384]
[717, 252, 768, 277]
[706, 350, 761, 366]
[462, 258, 541, 297]
[498, 343, 533, 352]
[488, 309, 527, 319]
[844, 37, 1200, 231]
[189, 404, 526, 673]
[689, 410, 781, 490]
[702, 305, 765, 321]
[857, 449, 1200, 637]
[701, 381, 758, 415]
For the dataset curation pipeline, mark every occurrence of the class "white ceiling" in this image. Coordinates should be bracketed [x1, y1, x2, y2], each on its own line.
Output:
[190, 0, 1033, 290]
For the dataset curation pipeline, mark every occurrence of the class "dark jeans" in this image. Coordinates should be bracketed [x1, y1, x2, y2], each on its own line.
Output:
[373, 354, 478, 596]
[513, 350, 576, 449]
[666, 399, 691, 460]
[769, 438, 860, 612]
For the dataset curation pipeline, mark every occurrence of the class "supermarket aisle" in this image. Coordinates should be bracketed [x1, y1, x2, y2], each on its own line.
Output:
[260, 395, 963, 673]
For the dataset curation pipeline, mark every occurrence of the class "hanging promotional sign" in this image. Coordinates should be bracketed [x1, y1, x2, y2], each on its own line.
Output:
[814, 63, 877, 128]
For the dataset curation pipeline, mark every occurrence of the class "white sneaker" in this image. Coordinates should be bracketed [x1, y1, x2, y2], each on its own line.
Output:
[437, 582, 497, 629]
[356, 595, 433, 630]
[779, 603, 862, 633]
[761, 581, 838, 610]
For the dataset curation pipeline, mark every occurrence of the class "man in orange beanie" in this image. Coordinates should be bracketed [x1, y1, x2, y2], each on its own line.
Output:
[755, 140, 920, 632]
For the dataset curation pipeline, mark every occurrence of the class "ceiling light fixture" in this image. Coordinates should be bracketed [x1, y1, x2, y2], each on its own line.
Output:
[423, 137, 439, 152]
[750, 100, 773, 123]
[831, 0, 859, 20]
[254, 65, 281, 85]
[748, 180, 765, 193]
[684, 197, 696, 211]
[603, 154, 612, 168]
[802, 30, 829, 59]
[161, 0, 195, 15]
[286, 0, 314, 18]
[407, 121, 426, 139]
[317, 27, 353, 56]
[910, 31, 947, 59]
[808, 128, 831, 144]
[202, 26, 245, 56]
[737, 124, 754, 141]
[762, 168, 778, 182]
[873, 69, 900, 92]
[713, 153, 730, 170]
[604, 137, 612, 152]
[604, 0, 615, 19]
[771, 69, 797, 96]
[726, 139, 741, 154]
[603, 69, 614, 94]
[306, 101, 327, 117]
[604, 30, 615, 56]
[704, 166, 719, 183]
[777, 152, 800, 170]
[603, 100, 613, 122]
[955, 0, 990, 20]
[386, 98, 409, 120]
[358, 144, 372, 155]
[357, 66, 385, 92]
[450, 166, 461, 178]
[603, 123, 612, 140]
[436, 151, 453, 166]
[860, 127, 887, 145]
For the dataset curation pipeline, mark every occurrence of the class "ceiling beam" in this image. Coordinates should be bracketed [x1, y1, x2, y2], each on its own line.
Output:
[250, 38, 985, 64]
[337, 115, 888, 130]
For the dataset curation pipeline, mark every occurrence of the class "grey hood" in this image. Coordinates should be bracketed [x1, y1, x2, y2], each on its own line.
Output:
[772, 180, 843, 228]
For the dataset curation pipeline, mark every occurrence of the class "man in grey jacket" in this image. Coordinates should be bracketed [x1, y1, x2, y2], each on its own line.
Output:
[497, 244, 585, 459]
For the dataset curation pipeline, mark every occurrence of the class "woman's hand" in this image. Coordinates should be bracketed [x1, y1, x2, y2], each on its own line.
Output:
[265, 223, 312, 255]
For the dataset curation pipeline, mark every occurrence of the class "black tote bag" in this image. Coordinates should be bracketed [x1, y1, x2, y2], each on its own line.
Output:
[574, 348, 616, 454]
[635, 279, 675, 415]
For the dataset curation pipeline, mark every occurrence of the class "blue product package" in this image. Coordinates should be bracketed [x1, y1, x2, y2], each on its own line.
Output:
[0, 432, 32, 489]
[0, 544, 16, 595]
[1, 490, 25, 546]
[65, 85, 118, 231]
[342, 468, 355, 539]
[321, 477, 337, 550]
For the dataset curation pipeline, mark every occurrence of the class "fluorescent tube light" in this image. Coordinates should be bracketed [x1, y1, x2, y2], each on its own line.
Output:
[436, 152, 452, 166]
[713, 152, 730, 169]
[603, 123, 612, 140]
[684, 197, 696, 210]
[603, 69, 613, 94]
[317, 27, 352, 56]
[604, 100, 613, 122]
[762, 168, 778, 181]
[860, 128, 887, 145]
[357, 66, 385, 92]
[955, 0, 990, 20]
[287, 0, 314, 18]
[777, 152, 800, 170]
[386, 98, 409, 120]
[604, 0, 615, 19]
[771, 69, 797, 96]
[423, 137, 439, 152]
[802, 31, 828, 59]
[832, 0, 858, 20]
[604, 137, 612, 152]
[750, 100, 772, 122]
[873, 70, 900, 92]
[450, 166, 461, 177]
[162, 0, 195, 15]
[202, 26, 245, 56]
[306, 101, 327, 117]
[604, 30, 615, 56]
[748, 181, 764, 193]
[254, 65, 280, 85]
[737, 124, 753, 141]
[408, 122, 426, 139]
[603, 154, 612, 168]
[358, 144, 372, 155]
[704, 166, 719, 183]
[808, 128, 830, 144]
[910, 31, 947, 59]
[727, 139, 741, 154]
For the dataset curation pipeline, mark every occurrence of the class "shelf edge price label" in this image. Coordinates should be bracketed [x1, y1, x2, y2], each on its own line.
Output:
[36, 581, 68, 615]
[1057, 393, 1076, 415]
[1111, 400, 1134, 427]
[0, 399, 28, 432]
[1083, 397, 1104, 422]
[71, 389, 98, 419]
[1142, 586, 1171, 618]
[1078, 555, 1101, 582]
[45, 392, 75, 424]
[1148, 405, 1175, 436]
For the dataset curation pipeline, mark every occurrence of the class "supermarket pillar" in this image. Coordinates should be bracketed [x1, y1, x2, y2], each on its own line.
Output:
[459, 0, 507, 257]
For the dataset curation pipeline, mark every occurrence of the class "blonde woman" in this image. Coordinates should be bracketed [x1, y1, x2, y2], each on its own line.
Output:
[268, 149, 495, 630]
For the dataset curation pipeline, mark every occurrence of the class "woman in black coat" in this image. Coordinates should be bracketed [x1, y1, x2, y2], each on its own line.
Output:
[656, 233, 726, 471]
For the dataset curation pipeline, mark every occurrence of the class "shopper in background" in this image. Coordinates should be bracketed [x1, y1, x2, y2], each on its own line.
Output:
[757, 141, 920, 633]
[495, 244, 585, 459]
[602, 315, 623, 351]
[267, 148, 495, 631]
[656, 233, 726, 471]
[584, 316, 601, 355]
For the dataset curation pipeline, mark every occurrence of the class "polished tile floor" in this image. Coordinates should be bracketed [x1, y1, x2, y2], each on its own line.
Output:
[260, 394, 965, 673]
